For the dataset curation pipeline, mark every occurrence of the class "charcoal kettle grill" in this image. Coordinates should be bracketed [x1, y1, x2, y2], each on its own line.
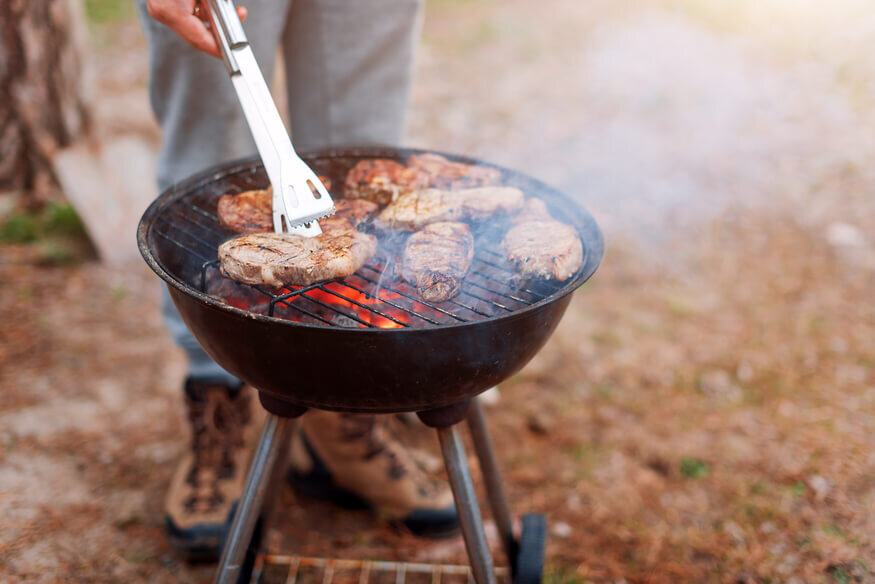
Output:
[138, 147, 604, 584]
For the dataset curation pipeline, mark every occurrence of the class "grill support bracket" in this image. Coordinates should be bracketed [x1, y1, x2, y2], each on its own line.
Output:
[215, 414, 299, 584]
[437, 424, 498, 584]
[212, 396, 543, 584]
[467, 401, 517, 568]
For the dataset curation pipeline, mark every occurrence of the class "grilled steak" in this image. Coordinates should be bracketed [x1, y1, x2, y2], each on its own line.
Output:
[217, 187, 273, 233]
[314, 198, 378, 234]
[502, 203, 582, 282]
[374, 186, 524, 230]
[511, 197, 553, 224]
[218, 190, 374, 235]
[460, 186, 525, 220]
[318, 216, 355, 233]
[373, 189, 464, 231]
[344, 159, 428, 205]
[219, 229, 377, 288]
[334, 198, 378, 227]
[343, 155, 502, 206]
[217, 176, 334, 234]
[398, 222, 474, 302]
[407, 153, 502, 190]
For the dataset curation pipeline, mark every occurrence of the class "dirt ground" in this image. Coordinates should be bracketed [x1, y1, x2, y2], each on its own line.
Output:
[1, 1, 874, 583]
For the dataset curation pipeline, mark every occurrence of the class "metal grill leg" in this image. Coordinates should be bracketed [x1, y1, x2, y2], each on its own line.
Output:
[466, 399, 516, 566]
[214, 414, 295, 584]
[437, 425, 497, 584]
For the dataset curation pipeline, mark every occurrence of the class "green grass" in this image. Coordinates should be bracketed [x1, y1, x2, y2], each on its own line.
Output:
[43, 202, 88, 237]
[0, 214, 38, 243]
[544, 566, 587, 584]
[748, 481, 767, 495]
[790, 481, 807, 498]
[0, 203, 92, 264]
[111, 285, 129, 302]
[0, 203, 87, 244]
[667, 298, 694, 316]
[828, 565, 851, 584]
[680, 457, 710, 479]
[113, 515, 143, 530]
[84, 0, 135, 25]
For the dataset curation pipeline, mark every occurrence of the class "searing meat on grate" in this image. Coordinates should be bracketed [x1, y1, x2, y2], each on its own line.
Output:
[318, 216, 355, 233]
[459, 186, 525, 221]
[333, 198, 378, 227]
[218, 228, 377, 287]
[374, 186, 525, 231]
[298, 198, 377, 234]
[344, 159, 429, 205]
[511, 197, 553, 224]
[397, 222, 474, 302]
[218, 190, 372, 235]
[373, 189, 464, 231]
[407, 153, 503, 190]
[217, 187, 273, 233]
[217, 176, 333, 233]
[502, 199, 582, 282]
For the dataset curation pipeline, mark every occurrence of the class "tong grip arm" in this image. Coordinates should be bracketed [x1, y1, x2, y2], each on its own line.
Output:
[204, 0, 248, 74]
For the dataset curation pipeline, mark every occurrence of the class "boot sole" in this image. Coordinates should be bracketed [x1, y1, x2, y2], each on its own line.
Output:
[287, 468, 460, 539]
[286, 468, 372, 510]
[164, 502, 240, 563]
[165, 519, 226, 563]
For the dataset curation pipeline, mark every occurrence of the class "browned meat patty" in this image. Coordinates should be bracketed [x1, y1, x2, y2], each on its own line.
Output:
[217, 176, 333, 234]
[318, 216, 355, 233]
[373, 189, 464, 231]
[460, 186, 525, 220]
[344, 159, 428, 205]
[334, 198, 379, 227]
[502, 219, 582, 282]
[374, 186, 524, 230]
[218, 229, 377, 288]
[218, 193, 371, 237]
[511, 198, 553, 224]
[397, 222, 474, 302]
[407, 153, 502, 190]
[217, 187, 273, 233]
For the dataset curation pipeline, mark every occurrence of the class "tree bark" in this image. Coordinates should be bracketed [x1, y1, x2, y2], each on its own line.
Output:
[0, 0, 89, 206]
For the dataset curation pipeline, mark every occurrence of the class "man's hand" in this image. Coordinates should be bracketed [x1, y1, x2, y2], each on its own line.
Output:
[146, 0, 247, 58]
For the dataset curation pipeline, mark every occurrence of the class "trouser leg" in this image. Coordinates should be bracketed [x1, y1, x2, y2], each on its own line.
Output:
[282, 0, 425, 149]
[137, 0, 291, 382]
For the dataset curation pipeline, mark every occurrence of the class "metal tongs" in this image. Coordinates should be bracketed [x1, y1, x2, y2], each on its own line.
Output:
[204, 0, 334, 236]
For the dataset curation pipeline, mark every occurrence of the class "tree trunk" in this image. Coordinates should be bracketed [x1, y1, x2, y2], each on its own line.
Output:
[0, 0, 89, 207]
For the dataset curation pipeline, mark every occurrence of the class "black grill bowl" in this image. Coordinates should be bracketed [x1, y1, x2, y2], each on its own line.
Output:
[138, 147, 603, 413]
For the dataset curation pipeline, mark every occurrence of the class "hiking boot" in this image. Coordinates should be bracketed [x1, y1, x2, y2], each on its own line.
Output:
[164, 378, 258, 561]
[288, 410, 459, 538]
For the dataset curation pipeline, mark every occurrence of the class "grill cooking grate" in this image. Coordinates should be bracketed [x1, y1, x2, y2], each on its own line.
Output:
[151, 176, 573, 329]
[252, 555, 511, 584]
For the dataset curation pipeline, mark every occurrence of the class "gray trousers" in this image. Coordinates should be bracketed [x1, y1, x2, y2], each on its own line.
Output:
[137, 0, 424, 382]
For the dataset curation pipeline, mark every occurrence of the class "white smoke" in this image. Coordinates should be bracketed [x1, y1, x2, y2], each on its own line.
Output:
[409, 11, 875, 244]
